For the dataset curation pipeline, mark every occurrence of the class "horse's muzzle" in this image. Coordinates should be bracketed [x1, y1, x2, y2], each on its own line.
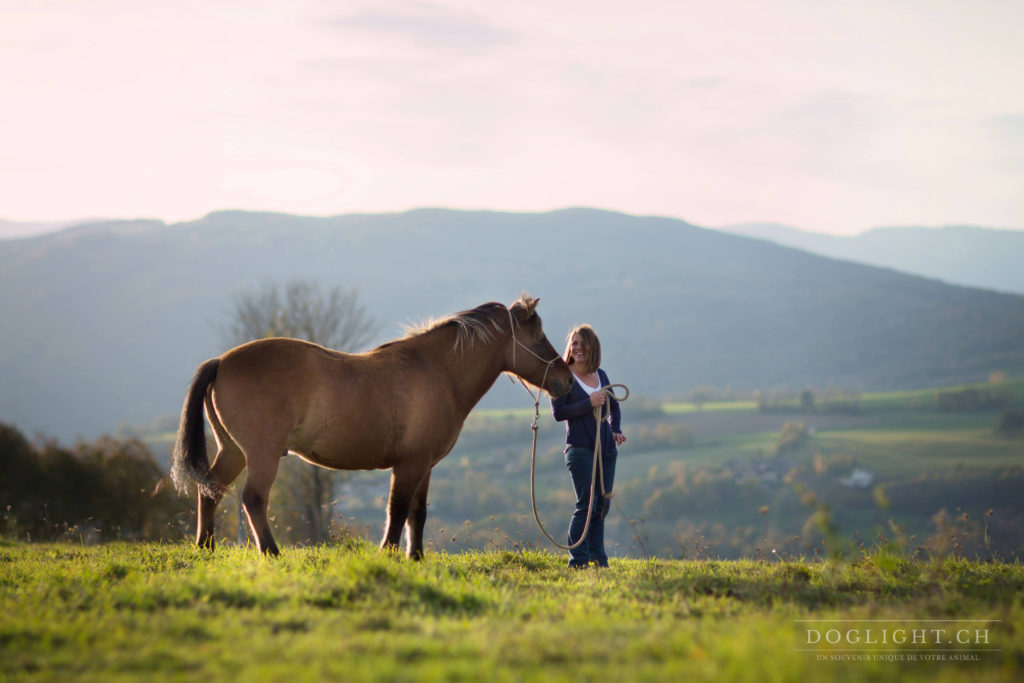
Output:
[549, 378, 573, 398]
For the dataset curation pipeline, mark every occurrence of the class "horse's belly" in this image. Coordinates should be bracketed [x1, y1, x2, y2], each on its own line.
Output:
[288, 444, 388, 471]
[287, 406, 458, 472]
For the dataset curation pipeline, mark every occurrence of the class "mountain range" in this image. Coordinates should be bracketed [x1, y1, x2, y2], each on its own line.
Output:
[2, 208, 1023, 441]
[720, 222, 1024, 295]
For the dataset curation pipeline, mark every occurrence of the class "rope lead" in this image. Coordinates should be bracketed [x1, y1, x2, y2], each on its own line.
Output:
[529, 383, 629, 551]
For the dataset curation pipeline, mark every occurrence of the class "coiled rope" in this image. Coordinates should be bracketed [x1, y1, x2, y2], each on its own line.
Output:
[525, 382, 629, 550]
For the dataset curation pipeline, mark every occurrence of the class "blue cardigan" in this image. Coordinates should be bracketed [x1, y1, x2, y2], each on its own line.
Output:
[551, 368, 622, 454]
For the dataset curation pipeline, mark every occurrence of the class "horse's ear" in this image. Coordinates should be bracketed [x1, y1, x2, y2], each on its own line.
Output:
[512, 293, 539, 321]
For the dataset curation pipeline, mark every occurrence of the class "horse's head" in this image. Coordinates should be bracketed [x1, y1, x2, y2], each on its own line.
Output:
[506, 295, 573, 398]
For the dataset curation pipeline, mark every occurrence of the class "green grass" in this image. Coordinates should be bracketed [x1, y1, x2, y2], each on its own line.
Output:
[2, 541, 1022, 682]
[859, 378, 1024, 413]
[472, 406, 539, 421]
[654, 378, 1024, 417]
[663, 400, 759, 414]
[804, 427, 1022, 478]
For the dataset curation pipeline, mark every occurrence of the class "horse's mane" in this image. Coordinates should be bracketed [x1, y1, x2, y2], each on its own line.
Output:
[401, 301, 508, 354]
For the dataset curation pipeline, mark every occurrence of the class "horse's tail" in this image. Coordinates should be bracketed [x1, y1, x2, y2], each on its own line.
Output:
[171, 358, 222, 498]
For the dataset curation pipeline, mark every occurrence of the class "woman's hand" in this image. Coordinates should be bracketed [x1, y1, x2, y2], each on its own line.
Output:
[589, 391, 606, 407]
[613, 432, 626, 446]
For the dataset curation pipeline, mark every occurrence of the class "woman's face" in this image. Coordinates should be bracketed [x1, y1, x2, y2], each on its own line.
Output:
[570, 333, 588, 366]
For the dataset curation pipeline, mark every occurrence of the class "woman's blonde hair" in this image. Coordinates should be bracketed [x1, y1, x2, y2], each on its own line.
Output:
[563, 324, 601, 374]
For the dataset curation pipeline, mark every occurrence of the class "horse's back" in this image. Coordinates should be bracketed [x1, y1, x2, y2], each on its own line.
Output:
[213, 339, 360, 436]
[210, 337, 441, 469]
[222, 336, 347, 366]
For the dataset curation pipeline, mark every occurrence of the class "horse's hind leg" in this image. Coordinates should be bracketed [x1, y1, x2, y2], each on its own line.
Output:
[197, 395, 246, 550]
[240, 448, 284, 556]
[405, 470, 432, 561]
[381, 463, 430, 555]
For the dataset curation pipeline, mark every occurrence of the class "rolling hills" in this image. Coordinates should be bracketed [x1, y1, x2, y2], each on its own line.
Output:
[2, 208, 1023, 441]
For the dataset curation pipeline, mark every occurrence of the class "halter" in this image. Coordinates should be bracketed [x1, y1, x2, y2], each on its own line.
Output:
[505, 306, 562, 425]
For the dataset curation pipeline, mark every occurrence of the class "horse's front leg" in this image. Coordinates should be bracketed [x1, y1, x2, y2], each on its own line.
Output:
[405, 470, 432, 560]
[381, 463, 430, 556]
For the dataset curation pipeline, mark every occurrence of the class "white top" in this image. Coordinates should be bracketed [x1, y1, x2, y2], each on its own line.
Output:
[575, 374, 602, 395]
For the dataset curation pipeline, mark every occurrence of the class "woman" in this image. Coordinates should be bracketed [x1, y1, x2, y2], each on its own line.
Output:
[551, 324, 626, 568]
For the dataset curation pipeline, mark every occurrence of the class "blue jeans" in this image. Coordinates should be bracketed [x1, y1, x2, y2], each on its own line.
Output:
[565, 446, 617, 568]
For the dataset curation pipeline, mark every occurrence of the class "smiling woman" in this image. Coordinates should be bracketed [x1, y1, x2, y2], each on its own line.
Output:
[551, 323, 627, 568]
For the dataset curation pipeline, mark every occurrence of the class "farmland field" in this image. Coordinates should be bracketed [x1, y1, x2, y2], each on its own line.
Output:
[1, 541, 1022, 682]
[121, 378, 1023, 562]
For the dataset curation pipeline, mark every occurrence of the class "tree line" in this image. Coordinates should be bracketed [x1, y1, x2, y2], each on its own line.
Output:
[0, 421, 184, 541]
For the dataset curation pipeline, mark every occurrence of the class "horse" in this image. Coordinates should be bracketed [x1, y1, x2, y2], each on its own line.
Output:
[170, 294, 573, 558]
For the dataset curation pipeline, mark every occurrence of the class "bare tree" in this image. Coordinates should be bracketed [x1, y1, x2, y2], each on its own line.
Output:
[227, 281, 378, 353]
[224, 280, 379, 545]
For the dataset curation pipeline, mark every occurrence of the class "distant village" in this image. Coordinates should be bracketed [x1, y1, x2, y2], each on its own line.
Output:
[725, 457, 875, 489]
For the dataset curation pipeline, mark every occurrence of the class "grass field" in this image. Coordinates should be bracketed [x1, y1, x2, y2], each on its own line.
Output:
[2, 540, 1022, 682]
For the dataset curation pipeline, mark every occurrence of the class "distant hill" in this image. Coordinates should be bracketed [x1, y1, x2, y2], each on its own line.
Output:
[0, 218, 108, 241]
[721, 222, 1024, 295]
[2, 208, 1024, 441]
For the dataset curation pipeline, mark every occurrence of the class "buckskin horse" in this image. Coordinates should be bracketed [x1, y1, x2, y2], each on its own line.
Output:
[171, 295, 573, 558]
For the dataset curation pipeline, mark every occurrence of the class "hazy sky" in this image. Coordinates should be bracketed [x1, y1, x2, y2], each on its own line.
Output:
[2, 0, 1022, 235]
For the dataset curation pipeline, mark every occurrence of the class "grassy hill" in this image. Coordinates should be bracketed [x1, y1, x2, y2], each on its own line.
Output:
[2, 541, 1020, 681]
[3, 382, 1021, 680]
[2, 208, 1024, 441]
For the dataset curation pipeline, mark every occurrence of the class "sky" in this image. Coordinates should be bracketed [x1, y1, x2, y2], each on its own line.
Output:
[2, 0, 1022, 236]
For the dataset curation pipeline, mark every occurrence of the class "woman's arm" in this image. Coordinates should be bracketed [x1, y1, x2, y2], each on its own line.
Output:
[551, 392, 594, 422]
